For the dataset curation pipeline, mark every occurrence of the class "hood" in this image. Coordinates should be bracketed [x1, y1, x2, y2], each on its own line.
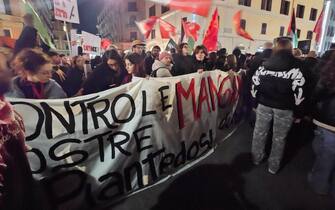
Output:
[263, 49, 298, 71]
[152, 60, 171, 71]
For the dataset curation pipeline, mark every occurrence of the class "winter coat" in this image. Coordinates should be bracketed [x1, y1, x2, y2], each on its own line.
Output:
[191, 57, 209, 73]
[62, 67, 84, 97]
[82, 63, 126, 95]
[151, 60, 172, 77]
[172, 54, 193, 76]
[312, 82, 335, 130]
[0, 97, 35, 210]
[251, 50, 307, 115]
[5, 77, 67, 99]
[144, 55, 156, 75]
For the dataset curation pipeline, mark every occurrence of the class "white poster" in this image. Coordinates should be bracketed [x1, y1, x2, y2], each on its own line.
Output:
[81, 31, 101, 56]
[70, 29, 79, 56]
[10, 71, 243, 210]
[53, 0, 80, 24]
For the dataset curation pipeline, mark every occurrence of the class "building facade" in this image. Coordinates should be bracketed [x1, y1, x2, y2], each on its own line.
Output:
[0, 0, 24, 39]
[145, 0, 324, 53]
[318, 0, 335, 53]
[97, 0, 145, 49]
[0, 0, 72, 53]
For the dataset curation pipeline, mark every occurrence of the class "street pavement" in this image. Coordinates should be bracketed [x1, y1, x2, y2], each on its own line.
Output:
[106, 121, 335, 210]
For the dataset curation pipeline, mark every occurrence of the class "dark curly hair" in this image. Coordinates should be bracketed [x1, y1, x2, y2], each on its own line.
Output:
[102, 49, 126, 71]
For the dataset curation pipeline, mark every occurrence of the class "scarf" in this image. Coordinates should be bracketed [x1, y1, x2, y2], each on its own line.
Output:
[0, 96, 14, 125]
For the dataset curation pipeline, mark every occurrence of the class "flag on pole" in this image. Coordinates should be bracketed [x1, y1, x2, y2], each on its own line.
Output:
[180, 17, 187, 43]
[288, 8, 298, 48]
[101, 38, 112, 50]
[187, 37, 195, 53]
[313, 8, 324, 44]
[159, 18, 177, 39]
[233, 10, 254, 41]
[22, 0, 55, 49]
[203, 8, 219, 52]
[165, 38, 178, 51]
[148, 0, 212, 17]
[135, 16, 159, 39]
[182, 20, 201, 41]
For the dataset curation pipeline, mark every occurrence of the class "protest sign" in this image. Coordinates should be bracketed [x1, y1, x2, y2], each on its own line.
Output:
[10, 70, 242, 209]
[53, 0, 80, 24]
[81, 31, 101, 56]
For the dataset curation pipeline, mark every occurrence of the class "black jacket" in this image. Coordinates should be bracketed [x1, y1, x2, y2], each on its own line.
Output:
[63, 67, 84, 97]
[82, 63, 125, 95]
[313, 83, 335, 127]
[144, 55, 155, 75]
[191, 57, 209, 73]
[172, 54, 193, 76]
[251, 50, 307, 114]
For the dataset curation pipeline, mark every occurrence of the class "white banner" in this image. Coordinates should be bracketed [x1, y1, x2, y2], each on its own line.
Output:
[10, 71, 242, 210]
[53, 0, 80, 24]
[81, 31, 101, 56]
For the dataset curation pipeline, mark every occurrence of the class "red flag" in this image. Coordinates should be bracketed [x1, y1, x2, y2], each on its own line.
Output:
[150, 0, 212, 17]
[233, 10, 254, 41]
[159, 18, 176, 39]
[136, 16, 159, 39]
[313, 8, 324, 43]
[203, 8, 219, 52]
[182, 21, 201, 41]
[101, 38, 112, 50]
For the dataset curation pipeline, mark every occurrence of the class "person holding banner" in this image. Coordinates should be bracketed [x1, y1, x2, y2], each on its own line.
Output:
[62, 56, 85, 97]
[82, 49, 126, 95]
[151, 51, 173, 77]
[6, 49, 67, 99]
[171, 43, 193, 76]
[191, 45, 209, 73]
[123, 53, 148, 84]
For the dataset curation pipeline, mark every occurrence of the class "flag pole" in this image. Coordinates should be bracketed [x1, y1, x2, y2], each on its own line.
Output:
[63, 21, 71, 55]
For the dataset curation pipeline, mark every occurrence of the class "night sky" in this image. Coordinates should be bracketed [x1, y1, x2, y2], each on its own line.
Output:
[76, 0, 104, 34]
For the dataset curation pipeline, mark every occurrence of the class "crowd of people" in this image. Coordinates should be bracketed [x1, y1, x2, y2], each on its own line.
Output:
[0, 19, 335, 208]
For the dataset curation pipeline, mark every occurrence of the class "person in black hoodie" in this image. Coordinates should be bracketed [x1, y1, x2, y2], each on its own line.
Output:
[308, 52, 335, 196]
[171, 43, 193, 76]
[82, 49, 126, 95]
[62, 56, 85, 97]
[191, 45, 209, 73]
[251, 38, 307, 174]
